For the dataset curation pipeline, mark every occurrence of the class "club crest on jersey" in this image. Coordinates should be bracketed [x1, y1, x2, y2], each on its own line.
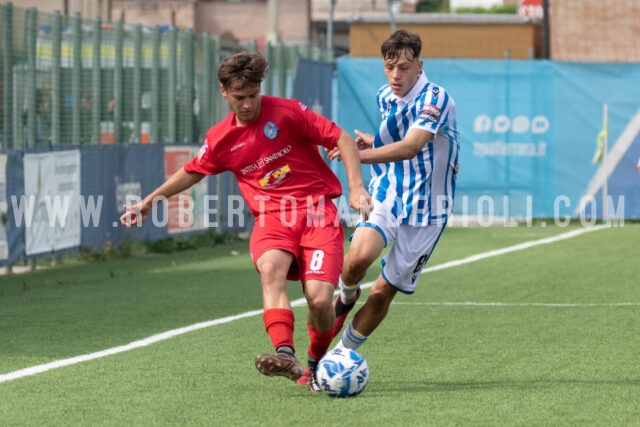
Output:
[264, 121, 279, 139]
[259, 164, 290, 188]
[198, 138, 209, 160]
[420, 104, 441, 122]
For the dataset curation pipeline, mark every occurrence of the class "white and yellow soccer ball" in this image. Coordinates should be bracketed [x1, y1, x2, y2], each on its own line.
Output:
[316, 347, 369, 398]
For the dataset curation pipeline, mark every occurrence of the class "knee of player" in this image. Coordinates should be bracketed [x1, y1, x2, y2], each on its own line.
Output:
[305, 293, 332, 312]
[344, 252, 375, 275]
[367, 287, 393, 310]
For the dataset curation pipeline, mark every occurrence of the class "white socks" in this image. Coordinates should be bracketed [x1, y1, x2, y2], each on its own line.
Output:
[338, 276, 360, 304]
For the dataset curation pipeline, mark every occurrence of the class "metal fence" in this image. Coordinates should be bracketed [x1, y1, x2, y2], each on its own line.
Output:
[0, 2, 334, 272]
[0, 2, 332, 149]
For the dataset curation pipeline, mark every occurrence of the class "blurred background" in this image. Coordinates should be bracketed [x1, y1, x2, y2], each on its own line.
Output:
[1, 0, 639, 269]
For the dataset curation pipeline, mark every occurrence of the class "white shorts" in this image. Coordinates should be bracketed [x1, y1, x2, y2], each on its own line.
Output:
[357, 201, 447, 294]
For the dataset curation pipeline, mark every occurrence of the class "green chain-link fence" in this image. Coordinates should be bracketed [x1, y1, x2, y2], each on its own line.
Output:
[0, 3, 332, 149]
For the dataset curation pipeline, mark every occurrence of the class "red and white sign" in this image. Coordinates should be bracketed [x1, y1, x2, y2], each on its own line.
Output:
[518, 0, 544, 20]
[164, 146, 208, 233]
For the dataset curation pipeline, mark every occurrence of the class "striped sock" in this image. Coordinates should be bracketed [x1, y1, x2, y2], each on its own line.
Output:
[339, 322, 368, 350]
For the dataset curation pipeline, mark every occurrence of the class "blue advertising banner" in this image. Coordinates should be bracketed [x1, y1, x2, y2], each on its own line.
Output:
[81, 144, 167, 249]
[2, 143, 254, 266]
[3, 151, 26, 265]
[293, 58, 334, 119]
[337, 58, 640, 220]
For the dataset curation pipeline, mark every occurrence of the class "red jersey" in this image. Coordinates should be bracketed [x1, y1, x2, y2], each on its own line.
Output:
[184, 96, 343, 215]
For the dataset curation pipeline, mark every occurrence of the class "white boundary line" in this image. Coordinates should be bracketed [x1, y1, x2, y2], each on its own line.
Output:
[392, 302, 640, 307]
[0, 225, 607, 384]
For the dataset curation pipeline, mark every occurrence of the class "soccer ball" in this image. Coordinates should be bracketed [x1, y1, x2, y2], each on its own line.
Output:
[316, 347, 369, 398]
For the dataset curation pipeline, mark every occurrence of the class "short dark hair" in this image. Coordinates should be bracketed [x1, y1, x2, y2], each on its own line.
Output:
[380, 29, 422, 62]
[217, 52, 268, 90]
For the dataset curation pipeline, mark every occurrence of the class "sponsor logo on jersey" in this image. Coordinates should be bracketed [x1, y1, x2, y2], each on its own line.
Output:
[259, 164, 291, 188]
[298, 102, 308, 112]
[264, 121, 279, 139]
[198, 138, 208, 160]
[230, 142, 246, 152]
[240, 145, 293, 175]
[420, 104, 441, 122]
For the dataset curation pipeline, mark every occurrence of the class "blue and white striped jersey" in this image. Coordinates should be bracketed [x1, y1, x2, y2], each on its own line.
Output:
[370, 72, 459, 226]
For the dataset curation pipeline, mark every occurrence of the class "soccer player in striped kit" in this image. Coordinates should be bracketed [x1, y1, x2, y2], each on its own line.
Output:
[328, 29, 460, 351]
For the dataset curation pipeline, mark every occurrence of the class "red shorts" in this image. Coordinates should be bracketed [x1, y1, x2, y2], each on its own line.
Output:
[250, 200, 344, 285]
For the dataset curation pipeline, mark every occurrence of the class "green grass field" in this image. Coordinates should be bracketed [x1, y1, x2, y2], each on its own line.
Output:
[1, 222, 639, 426]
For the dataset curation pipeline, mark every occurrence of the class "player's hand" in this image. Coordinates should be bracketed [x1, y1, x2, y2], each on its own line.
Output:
[327, 146, 341, 161]
[120, 201, 150, 226]
[349, 187, 373, 221]
[328, 129, 373, 161]
[354, 129, 374, 150]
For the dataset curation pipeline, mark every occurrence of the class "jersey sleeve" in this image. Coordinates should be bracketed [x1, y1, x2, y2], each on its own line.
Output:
[413, 85, 452, 136]
[183, 135, 225, 176]
[293, 100, 342, 150]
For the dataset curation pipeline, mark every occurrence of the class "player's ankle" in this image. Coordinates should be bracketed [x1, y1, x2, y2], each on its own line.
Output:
[338, 277, 360, 304]
[341, 288, 359, 304]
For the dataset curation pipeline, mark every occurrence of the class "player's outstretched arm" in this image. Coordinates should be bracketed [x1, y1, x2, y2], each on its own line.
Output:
[359, 128, 432, 164]
[335, 130, 372, 214]
[120, 168, 205, 226]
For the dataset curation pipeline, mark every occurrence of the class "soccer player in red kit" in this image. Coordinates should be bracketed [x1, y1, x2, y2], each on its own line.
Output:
[120, 52, 371, 391]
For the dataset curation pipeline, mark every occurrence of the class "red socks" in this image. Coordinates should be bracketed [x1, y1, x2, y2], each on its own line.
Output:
[307, 323, 334, 361]
[263, 308, 334, 360]
[263, 308, 295, 351]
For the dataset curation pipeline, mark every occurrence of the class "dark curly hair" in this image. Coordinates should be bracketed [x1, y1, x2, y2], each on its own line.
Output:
[217, 52, 268, 90]
[380, 29, 422, 62]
